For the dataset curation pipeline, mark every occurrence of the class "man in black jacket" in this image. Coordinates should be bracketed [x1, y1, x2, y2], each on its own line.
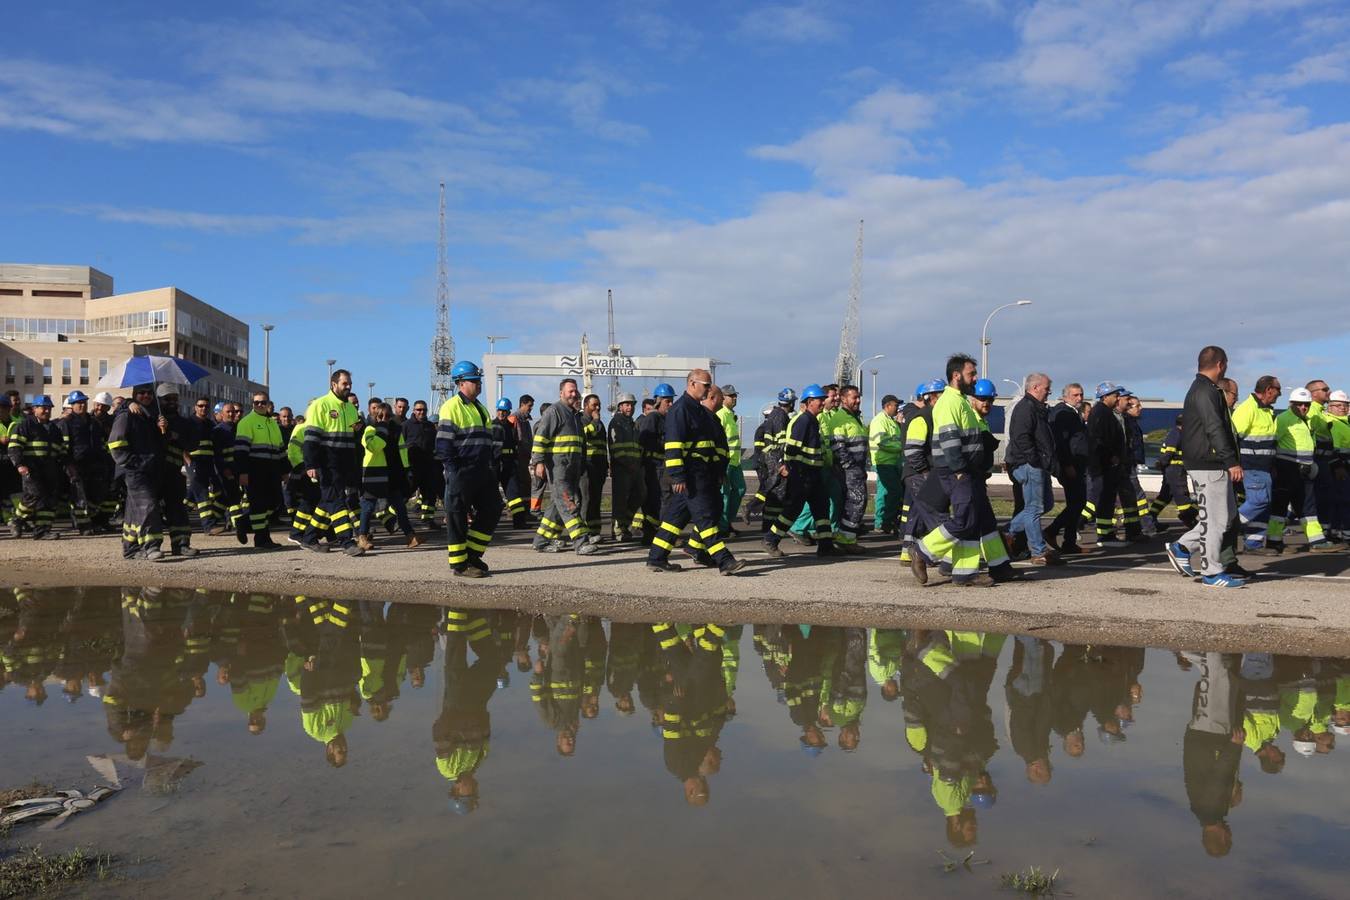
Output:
[1045, 383, 1088, 554]
[1168, 346, 1245, 587]
[1086, 382, 1136, 547]
[1005, 373, 1060, 564]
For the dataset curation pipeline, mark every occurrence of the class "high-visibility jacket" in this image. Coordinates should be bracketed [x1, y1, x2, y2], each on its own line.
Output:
[607, 412, 640, 469]
[107, 407, 162, 476]
[435, 391, 496, 471]
[1158, 424, 1184, 469]
[762, 405, 792, 463]
[903, 403, 934, 474]
[816, 408, 839, 467]
[56, 412, 105, 464]
[582, 417, 608, 466]
[7, 414, 63, 467]
[1309, 401, 1335, 462]
[1329, 414, 1350, 466]
[829, 408, 868, 470]
[931, 386, 983, 473]
[361, 423, 410, 496]
[212, 422, 237, 476]
[492, 414, 518, 466]
[662, 394, 720, 485]
[784, 409, 825, 468]
[716, 406, 740, 459]
[184, 414, 216, 461]
[1231, 395, 1277, 472]
[530, 402, 584, 470]
[285, 425, 305, 471]
[1274, 409, 1315, 466]
[301, 391, 361, 475]
[233, 410, 285, 479]
[636, 410, 665, 468]
[868, 412, 903, 467]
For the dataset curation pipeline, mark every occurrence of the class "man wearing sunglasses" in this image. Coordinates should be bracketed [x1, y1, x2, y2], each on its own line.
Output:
[186, 397, 223, 535]
[234, 392, 285, 549]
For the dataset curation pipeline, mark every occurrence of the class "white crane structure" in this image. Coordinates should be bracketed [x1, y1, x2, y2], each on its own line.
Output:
[428, 182, 456, 409]
[833, 219, 863, 387]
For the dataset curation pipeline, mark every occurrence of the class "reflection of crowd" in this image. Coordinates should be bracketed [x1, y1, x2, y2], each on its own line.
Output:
[4, 588, 1348, 852]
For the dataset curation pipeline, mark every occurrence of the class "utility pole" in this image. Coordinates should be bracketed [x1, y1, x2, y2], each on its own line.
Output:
[261, 324, 274, 388]
[326, 359, 336, 380]
[606, 289, 620, 412]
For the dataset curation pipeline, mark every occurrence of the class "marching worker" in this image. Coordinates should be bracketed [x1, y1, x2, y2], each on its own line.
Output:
[790, 384, 842, 542]
[900, 380, 944, 562]
[1005, 372, 1060, 565]
[579, 394, 608, 538]
[1123, 395, 1151, 531]
[234, 390, 286, 550]
[403, 399, 443, 530]
[284, 415, 320, 546]
[1044, 383, 1088, 554]
[154, 385, 198, 557]
[762, 383, 834, 559]
[531, 378, 596, 555]
[358, 402, 417, 550]
[436, 361, 501, 576]
[868, 393, 904, 535]
[212, 402, 247, 541]
[1326, 390, 1350, 541]
[717, 385, 745, 536]
[968, 379, 1017, 577]
[0, 395, 17, 531]
[185, 394, 222, 535]
[758, 389, 797, 537]
[1146, 415, 1197, 531]
[646, 369, 745, 575]
[56, 391, 109, 534]
[90, 391, 121, 526]
[1085, 382, 1134, 548]
[7, 394, 63, 540]
[744, 405, 774, 523]
[492, 397, 529, 529]
[1232, 376, 1280, 552]
[300, 369, 365, 555]
[635, 385, 675, 545]
[107, 384, 166, 560]
[830, 384, 869, 553]
[607, 392, 643, 542]
[908, 355, 997, 587]
[1305, 379, 1337, 537]
[511, 394, 536, 519]
[1264, 387, 1336, 554]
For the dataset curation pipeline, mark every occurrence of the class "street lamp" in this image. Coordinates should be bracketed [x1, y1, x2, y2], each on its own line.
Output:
[855, 354, 885, 390]
[367, 381, 376, 402]
[870, 368, 880, 418]
[486, 335, 510, 355]
[261, 324, 274, 389]
[980, 300, 1032, 384]
[325, 359, 337, 380]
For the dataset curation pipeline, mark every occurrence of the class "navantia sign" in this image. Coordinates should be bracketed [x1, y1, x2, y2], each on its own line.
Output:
[557, 355, 639, 376]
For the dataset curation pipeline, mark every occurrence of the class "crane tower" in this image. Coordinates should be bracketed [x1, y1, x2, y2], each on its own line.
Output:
[832, 219, 863, 387]
[429, 182, 455, 408]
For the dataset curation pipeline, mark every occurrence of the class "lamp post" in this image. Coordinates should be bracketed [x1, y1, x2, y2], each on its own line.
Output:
[855, 354, 885, 391]
[367, 381, 376, 403]
[870, 368, 880, 418]
[261, 324, 274, 389]
[980, 300, 1032, 383]
[326, 359, 337, 380]
[486, 335, 510, 354]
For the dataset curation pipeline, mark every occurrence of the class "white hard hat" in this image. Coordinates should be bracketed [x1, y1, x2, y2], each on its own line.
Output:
[92, 392, 114, 407]
[1289, 388, 1313, 403]
[617, 393, 637, 405]
[1328, 390, 1349, 403]
[156, 383, 180, 398]
[1292, 739, 1316, 757]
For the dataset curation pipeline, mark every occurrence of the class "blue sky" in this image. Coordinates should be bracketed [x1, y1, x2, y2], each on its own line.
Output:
[4, 0, 1349, 415]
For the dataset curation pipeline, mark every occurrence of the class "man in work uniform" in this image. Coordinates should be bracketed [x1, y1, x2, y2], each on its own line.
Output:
[7, 395, 63, 540]
[531, 378, 597, 555]
[0, 395, 18, 532]
[491, 397, 529, 529]
[210, 402, 245, 541]
[284, 415, 319, 546]
[744, 406, 774, 524]
[1305, 379, 1338, 541]
[154, 385, 199, 557]
[403, 399, 443, 530]
[56, 391, 108, 535]
[1264, 387, 1336, 554]
[1232, 376, 1280, 552]
[234, 390, 285, 550]
[1146, 415, 1197, 532]
[510, 394, 535, 520]
[868, 393, 904, 535]
[646, 370, 745, 575]
[790, 384, 842, 543]
[762, 384, 835, 559]
[107, 384, 166, 560]
[830, 384, 869, 553]
[607, 392, 643, 541]
[757, 389, 797, 537]
[900, 380, 943, 563]
[717, 385, 745, 537]
[635, 384, 675, 544]
[436, 361, 503, 577]
[300, 369, 365, 555]
[579, 394, 608, 538]
[1086, 382, 1135, 548]
[184, 395, 222, 535]
[1044, 383, 1088, 555]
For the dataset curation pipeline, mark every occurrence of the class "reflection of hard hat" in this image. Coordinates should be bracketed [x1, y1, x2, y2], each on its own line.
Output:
[799, 741, 824, 757]
[448, 795, 479, 815]
[156, 383, 179, 398]
[1292, 739, 1316, 757]
[93, 392, 114, 407]
[972, 379, 997, 399]
[1289, 388, 1313, 403]
[495, 398, 512, 412]
[451, 360, 483, 382]
[777, 387, 797, 404]
[801, 384, 827, 400]
[969, 789, 997, 810]
[653, 383, 676, 399]
[617, 393, 637, 405]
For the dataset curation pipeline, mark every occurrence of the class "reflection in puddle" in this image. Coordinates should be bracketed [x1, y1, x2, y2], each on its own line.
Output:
[2, 587, 1348, 897]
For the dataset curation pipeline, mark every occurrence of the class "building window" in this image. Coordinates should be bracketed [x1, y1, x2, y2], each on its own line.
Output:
[98, 359, 108, 380]
[42, 358, 52, 384]
[61, 358, 72, 385]
[4, 357, 14, 384]
[79, 359, 89, 385]
[24, 359, 35, 385]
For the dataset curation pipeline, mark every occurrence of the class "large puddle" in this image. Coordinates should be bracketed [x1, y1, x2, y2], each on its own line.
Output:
[2, 587, 1348, 899]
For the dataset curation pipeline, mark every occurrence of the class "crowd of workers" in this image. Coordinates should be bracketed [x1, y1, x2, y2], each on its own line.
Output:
[4, 585, 1346, 854]
[2, 346, 1347, 588]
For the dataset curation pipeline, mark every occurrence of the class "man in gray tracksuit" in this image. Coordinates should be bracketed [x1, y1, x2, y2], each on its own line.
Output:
[530, 379, 598, 555]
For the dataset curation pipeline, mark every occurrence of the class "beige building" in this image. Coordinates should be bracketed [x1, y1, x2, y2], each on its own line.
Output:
[1, 264, 258, 407]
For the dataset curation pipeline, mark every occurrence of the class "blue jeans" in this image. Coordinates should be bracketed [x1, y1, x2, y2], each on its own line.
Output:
[1237, 468, 1272, 542]
[1008, 463, 1053, 554]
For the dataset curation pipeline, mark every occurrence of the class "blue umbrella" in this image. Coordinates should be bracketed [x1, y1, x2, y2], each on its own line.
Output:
[96, 355, 211, 390]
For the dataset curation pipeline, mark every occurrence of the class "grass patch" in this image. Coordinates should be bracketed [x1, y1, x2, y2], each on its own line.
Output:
[0, 786, 54, 808]
[0, 847, 115, 898]
[999, 866, 1065, 895]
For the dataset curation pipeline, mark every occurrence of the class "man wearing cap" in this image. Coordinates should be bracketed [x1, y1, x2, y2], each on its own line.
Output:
[55, 391, 106, 534]
[868, 393, 904, 535]
[154, 385, 199, 557]
[717, 385, 745, 537]
[1167, 346, 1247, 587]
[7, 395, 64, 539]
[491, 397, 528, 529]
[437, 362, 503, 577]
[757, 389, 797, 538]
[607, 392, 643, 541]
[107, 384, 166, 559]
[1085, 382, 1134, 548]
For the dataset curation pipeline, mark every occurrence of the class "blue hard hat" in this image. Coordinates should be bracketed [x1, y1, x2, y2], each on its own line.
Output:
[66, 390, 89, 404]
[213, 402, 226, 415]
[653, 383, 676, 399]
[34, 395, 54, 408]
[495, 398, 512, 412]
[924, 379, 946, 396]
[777, 387, 798, 405]
[972, 379, 997, 399]
[452, 360, 483, 382]
[448, 795, 478, 815]
[969, 789, 997, 810]
[801, 384, 827, 400]
[914, 382, 929, 400]
[799, 741, 824, 758]
[1095, 381, 1122, 399]
[1118, 386, 1134, 398]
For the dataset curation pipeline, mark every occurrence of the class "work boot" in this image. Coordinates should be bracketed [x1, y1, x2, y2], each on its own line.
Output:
[646, 559, 681, 573]
[955, 573, 996, 588]
[989, 563, 1022, 583]
[719, 558, 747, 576]
[343, 543, 366, 557]
[173, 544, 200, 558]
[301, 540, 328, 553]
[255, 534, 280, 550]
[143, 547, 165, 562]
[34, 529, 59, 541]
[575, 538, 599, 556]
[816, 541, 839, 558]
[208, 524, 228, 536]
[467, 555, 489, 573]
[1246, 541, 1282, 556]
[451, 564, 486, 578]
[790, 531, 814, 546]
[837, 541, 865, 555]
[236, 522, 249, 545]
[1308, 540, 1340, 553]
[909, 547, 929, 585]
[762, 540, 784, 559]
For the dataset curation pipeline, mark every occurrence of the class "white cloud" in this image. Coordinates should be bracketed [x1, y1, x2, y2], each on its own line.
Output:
[737, 4, 845, 44]
[1164, 51, 1238, 82]
[500, 66, 650, 144]
[1263, 43, 1350, 87]
[751, 86, 937, 182]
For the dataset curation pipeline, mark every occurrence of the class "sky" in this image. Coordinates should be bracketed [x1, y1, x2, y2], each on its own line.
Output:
[3, 0, 1350, 416]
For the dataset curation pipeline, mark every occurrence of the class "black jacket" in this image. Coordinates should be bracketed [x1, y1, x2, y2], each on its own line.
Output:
[1087, 402, 1126, 474]
[1048, 401, 1088, 472]
[1181, 374, 1238, 471]
[1005, 395, 1058, 473]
